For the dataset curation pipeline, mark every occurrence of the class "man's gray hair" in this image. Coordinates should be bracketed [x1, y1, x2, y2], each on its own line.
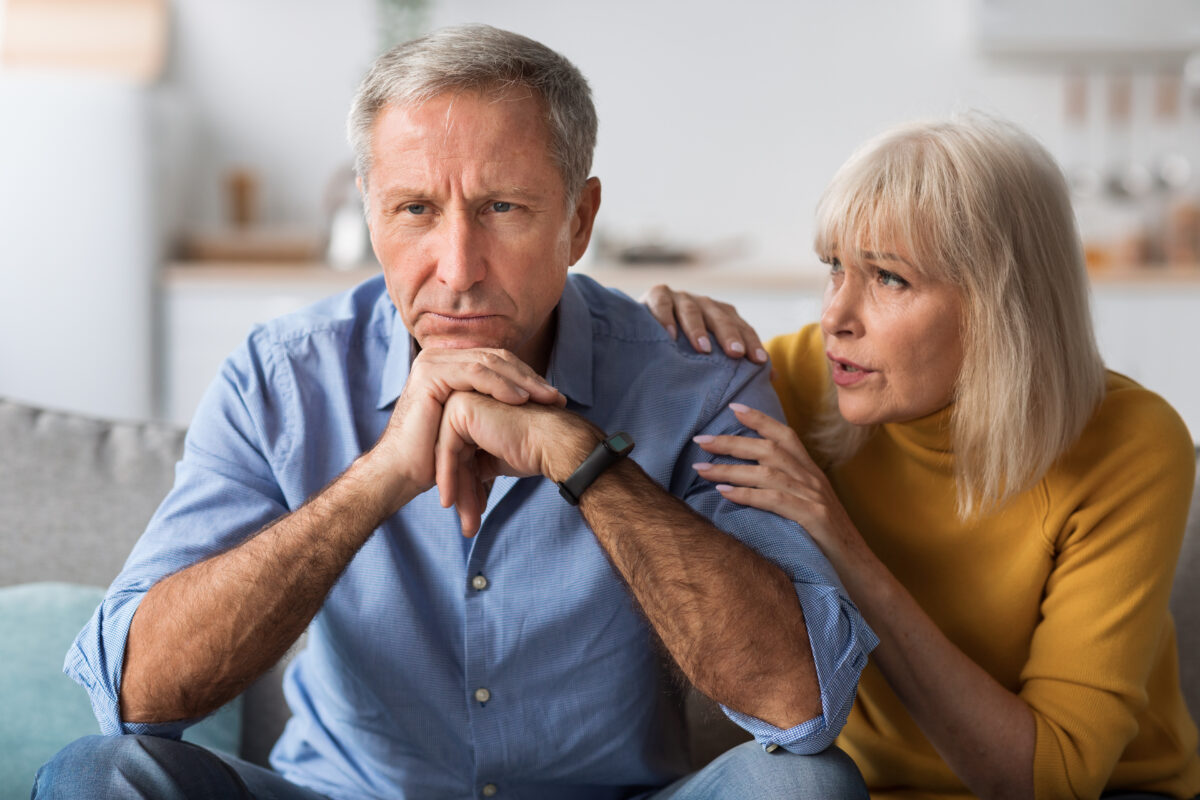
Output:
[347, 24, 598, 204]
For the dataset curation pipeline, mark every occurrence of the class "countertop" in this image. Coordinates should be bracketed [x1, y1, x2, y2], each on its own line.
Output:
[161, 260, 1200, 290]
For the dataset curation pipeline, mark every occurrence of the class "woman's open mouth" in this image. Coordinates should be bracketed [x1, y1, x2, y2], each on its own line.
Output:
[828, 353, 875, 387]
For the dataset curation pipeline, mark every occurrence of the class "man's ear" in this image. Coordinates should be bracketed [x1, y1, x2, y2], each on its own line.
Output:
[568, 177, 602, 266]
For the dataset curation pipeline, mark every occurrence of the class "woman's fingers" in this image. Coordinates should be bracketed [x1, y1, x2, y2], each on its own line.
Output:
[639, 284, 711, 351]
[726, 403, 818, 467]
[692, 460, 806, 494]
[671, 291, 715, 354]
[640, 284, 680, 340]
[702, 300, 767, 363]
[711, 483, 808, 523]
[640, 285, 769, 363]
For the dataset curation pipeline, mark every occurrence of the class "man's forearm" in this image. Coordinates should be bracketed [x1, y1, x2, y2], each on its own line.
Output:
[120, 449, 415, 723]
[575, 457, 821, 730]
[435, 392, 824, 729]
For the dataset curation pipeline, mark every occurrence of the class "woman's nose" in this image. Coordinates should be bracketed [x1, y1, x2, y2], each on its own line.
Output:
[820, 278, 863, 338]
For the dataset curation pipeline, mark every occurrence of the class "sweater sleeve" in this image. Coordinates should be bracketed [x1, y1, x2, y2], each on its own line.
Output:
[1020, 378, 1196, 799]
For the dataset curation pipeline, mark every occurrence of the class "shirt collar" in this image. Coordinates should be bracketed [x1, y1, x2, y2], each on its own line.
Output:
[374, 275, 595, 411]
[377, 306, 414, 410]
[544, 276, 594, 409]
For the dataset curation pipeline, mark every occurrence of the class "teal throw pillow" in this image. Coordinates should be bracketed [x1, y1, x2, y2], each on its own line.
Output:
[0, 582, 242, 799]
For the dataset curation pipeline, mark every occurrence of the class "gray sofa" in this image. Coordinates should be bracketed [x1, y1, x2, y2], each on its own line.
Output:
[2, 395, 1198, 773]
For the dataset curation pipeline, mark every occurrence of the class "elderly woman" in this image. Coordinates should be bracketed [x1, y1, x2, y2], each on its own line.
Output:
[644, 114, 1200, 800]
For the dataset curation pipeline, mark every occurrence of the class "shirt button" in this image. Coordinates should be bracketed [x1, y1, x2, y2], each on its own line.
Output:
[471, 574, 489, 591]
[481, 784, 498, 797]
[474, 687, 491, 703]
[765, 743, 780, 753]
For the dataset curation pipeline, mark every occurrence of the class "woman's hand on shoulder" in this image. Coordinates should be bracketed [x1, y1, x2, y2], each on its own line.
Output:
[693, 403, 864, 574]
[640, 284, 769, 364]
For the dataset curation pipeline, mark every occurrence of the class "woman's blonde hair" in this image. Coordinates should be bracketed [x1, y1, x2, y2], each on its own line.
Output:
[810, 112, 1106, 518]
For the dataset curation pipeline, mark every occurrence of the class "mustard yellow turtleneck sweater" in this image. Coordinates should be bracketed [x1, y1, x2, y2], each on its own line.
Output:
[768, 324, 1200, 800]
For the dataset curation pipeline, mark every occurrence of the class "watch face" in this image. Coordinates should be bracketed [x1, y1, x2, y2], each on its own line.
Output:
[609, 432, 633, 453]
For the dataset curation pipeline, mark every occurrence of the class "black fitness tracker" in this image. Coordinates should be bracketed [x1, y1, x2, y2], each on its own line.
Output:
[557, 431, 635, 505]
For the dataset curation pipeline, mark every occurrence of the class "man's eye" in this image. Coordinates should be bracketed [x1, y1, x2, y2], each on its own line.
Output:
[403, 204, 427, 215]
[490, 201, 513, 213]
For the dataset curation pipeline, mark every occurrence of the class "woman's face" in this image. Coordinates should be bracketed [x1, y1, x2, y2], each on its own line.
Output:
[820, 238, 965, 426]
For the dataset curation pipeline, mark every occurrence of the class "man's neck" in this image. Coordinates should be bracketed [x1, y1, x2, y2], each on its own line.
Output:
[518, 307, 558, 377]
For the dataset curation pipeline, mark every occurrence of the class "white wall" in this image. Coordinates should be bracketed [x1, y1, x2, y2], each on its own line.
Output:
[434, 0, 992, 267]
[0, 75, 158, 419]
[161, 0, 376, 232]
[162, 0, 1188, 267]
[160, 0, 1074, 267]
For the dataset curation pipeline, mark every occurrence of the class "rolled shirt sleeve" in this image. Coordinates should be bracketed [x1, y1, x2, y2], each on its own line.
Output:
[680, 358, 878, 754]
[63, 333, 297, 738]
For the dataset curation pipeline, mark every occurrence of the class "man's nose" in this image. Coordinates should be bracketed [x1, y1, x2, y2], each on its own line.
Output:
[434, 215, 486, 291]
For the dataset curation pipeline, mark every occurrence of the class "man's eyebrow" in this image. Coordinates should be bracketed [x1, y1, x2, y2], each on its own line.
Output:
[376, 184, 543, 202]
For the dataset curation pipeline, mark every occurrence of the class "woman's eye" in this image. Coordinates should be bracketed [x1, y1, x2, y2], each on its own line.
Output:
[878, 269, 909, 288]
[826, 257, 842, 274]
[491, 201, 514, 213]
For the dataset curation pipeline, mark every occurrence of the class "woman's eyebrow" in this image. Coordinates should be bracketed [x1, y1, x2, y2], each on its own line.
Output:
[859, 250, 915, 268]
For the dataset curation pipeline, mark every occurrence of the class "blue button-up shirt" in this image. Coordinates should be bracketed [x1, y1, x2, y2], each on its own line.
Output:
[66, 273, 875, 800]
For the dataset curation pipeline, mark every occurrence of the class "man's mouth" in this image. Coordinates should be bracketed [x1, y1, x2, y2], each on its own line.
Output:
[426, 312, 496, 323]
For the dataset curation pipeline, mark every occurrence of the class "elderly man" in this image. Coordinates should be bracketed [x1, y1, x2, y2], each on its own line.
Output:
[35, 25, 874, 800]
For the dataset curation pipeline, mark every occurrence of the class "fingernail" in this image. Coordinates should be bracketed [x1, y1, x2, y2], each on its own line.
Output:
[697, 336, 712, 353]
[692, 462, 712, 472]
[729, 402, 750, 413]
[516, 387, 530, 398]
[693, 434, 715, 444]
[666, 324, 678, 340]
[729, 341, 745, 355]
[715, 484, 733, 492]
[755, 348, 769, 362]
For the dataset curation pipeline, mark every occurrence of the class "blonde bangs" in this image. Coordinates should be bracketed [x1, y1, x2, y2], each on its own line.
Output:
[815, 127, 967, 289]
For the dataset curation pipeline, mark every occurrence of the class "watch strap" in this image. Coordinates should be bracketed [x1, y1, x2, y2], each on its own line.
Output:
[557, 431, 635, 505]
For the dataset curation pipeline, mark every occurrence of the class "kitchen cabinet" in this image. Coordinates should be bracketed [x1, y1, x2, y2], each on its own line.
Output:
[159, 262, 1200, 441]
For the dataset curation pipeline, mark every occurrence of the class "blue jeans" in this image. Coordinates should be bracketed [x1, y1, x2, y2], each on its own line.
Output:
[31, 736, 329, 800]
[33, 735, 867, 799]
[644, 741, 867, 799]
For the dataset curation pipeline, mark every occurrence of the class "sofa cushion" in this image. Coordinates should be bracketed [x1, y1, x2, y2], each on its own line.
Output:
[0, 398, 186, 588]
[0, 582, 241, 798]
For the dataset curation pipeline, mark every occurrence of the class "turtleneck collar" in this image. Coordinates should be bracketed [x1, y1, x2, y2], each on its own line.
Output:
[881, 401, 955, 458]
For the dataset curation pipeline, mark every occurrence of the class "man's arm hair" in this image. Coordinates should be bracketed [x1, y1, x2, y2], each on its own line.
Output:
[575, 456, 820, 730]
[120, 451, 413, 723]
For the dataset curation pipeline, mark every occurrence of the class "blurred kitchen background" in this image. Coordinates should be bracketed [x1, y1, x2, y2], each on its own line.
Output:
[2, 0, 1199, 439]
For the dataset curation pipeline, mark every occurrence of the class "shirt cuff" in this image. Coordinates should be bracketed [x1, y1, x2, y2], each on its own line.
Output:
[720, 583, 878, 754]
[63, 588, 191, 739]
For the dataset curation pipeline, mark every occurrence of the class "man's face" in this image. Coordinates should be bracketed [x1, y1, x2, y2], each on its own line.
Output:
[363, 89, 599, 372]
